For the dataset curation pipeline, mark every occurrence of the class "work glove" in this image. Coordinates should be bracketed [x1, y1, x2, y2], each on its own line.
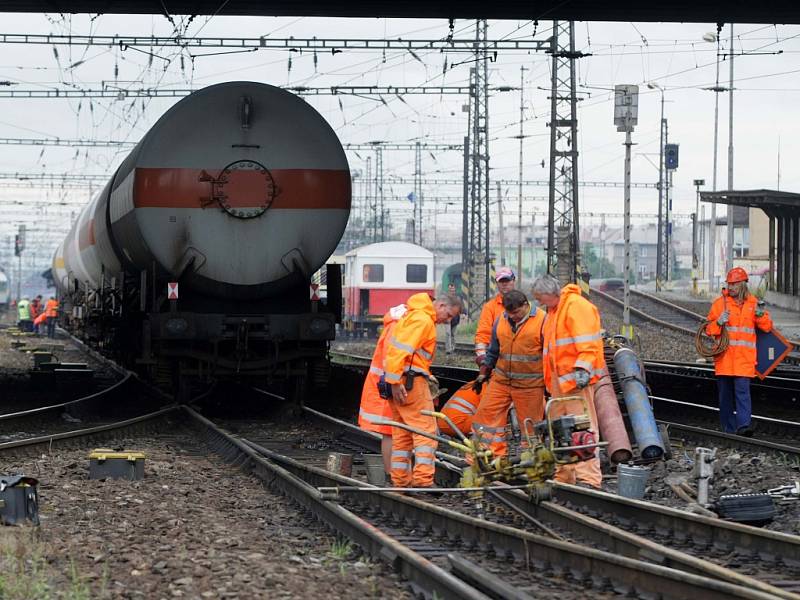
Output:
[427, 375, 445, 400]
[472, 375, 487, 394]
[755, 301, 766, 318]
[716, 310, 730, 327]
[472, 365, 492, 394]
[474, 354, 485, 367]
[574, 368, 591, 389]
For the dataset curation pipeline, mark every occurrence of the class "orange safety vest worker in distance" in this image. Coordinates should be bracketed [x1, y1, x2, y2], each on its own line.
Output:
[358, 304, 408, 435]
[474, 293, 504, 362]
[44, 298, 58, 318]
[471, 305, 546, 458]
[383, 293, 438, 488]
[439, 381, 484, 437]
[706, 291, 772, 378]
[541, 284, 606, 488]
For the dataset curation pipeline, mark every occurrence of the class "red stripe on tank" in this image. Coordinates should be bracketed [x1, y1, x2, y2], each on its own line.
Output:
[132, 167, 351, 209]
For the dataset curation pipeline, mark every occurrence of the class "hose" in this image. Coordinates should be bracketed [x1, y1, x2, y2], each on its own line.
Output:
[695, 320, 729, 358]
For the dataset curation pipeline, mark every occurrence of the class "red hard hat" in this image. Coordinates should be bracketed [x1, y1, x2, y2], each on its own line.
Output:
[726, 267, 749, 283]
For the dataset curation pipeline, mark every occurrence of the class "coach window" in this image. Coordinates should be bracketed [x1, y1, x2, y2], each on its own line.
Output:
[362, 264, 384, 282]
[406, 264, 427, 283]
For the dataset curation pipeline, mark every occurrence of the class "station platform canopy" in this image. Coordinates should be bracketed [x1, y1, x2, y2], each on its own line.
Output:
[3, 1, 800, 22]
[701, 189, 800, 299]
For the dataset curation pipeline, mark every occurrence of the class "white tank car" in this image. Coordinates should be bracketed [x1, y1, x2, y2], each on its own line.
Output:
[55, 81, 350, 300]
[52, 240, 68, 291]
[52, 82, 350, 394]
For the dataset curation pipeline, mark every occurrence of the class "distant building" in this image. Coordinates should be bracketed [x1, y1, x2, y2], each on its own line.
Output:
[610, 224, 658, 282]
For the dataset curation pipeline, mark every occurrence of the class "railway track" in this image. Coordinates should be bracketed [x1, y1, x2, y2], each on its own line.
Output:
[4, 394, 796, 599]
[303, 404, 800, 598]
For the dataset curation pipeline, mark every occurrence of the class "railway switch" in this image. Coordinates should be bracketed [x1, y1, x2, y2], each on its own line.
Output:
[88, 449, 146, 480]
[0, 475, 39, 526]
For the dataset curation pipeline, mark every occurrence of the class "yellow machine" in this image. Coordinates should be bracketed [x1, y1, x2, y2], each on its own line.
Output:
[378, 396, 604, 497]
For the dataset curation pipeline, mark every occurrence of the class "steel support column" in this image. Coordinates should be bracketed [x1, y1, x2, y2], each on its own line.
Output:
[462, 19, 491, 319]
[547, 21, 582, 283]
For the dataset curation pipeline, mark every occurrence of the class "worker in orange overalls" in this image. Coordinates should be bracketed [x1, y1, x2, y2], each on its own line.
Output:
[44, 296, 59, 338]
[470, 290, 546, 459]
[474, 267, 516, 366]
[706, 267, 772, 436]
[533, 274, 605, 489]
[384, 293, 462, 488]
[358, 303, 408, 474]
[437, 380, 485, 437]
[29, 295, 42, 333]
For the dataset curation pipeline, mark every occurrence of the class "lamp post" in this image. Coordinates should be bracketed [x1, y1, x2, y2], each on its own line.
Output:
[646, 82, 666, 291]
[727, 24, 735, 273]
[692, 178, 706, 295]
[703, 30, 724, 292]
[615, 84, 639, 341]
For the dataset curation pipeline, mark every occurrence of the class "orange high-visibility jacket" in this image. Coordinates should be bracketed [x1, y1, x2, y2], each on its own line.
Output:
[542, 284, 607, 394]
[475, 294, 504, 358]
[440, 381, 483, 436]
[359, 305, 407, 432]
[44, 299, 58, 318]
[383, 293, 437, 385]
[706, 293, 772, 377]
[485, 306, 546, 388]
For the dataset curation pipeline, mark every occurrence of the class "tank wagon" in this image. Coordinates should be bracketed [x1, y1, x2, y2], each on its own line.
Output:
[54, 81, 350, 398]
[0, 270, 9, 312]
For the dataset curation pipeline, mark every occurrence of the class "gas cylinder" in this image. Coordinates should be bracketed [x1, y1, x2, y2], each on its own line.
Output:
[593, 374, 633, 463]
[613, 347, 664, 460]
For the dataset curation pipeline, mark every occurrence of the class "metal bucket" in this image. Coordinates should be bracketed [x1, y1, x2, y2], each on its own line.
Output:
[363, 454, 386, 486]
[326, 452, 353, 477]
[617, 464, 650, 500]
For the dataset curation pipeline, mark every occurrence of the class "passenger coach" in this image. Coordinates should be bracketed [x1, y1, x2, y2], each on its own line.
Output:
[343, 241, 434, 336]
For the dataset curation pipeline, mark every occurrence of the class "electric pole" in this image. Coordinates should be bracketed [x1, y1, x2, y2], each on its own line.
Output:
[461, 19, 491, 319]
[547, 21, 583, 283]
[726, 23, 735, 272]
[516, 65, 527, 286]
[615, 85, 639, 341]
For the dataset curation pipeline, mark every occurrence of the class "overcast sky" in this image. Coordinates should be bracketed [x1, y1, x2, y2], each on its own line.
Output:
[1, 13, 799, 269]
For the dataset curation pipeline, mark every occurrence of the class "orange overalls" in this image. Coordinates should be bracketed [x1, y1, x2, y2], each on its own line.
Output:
[474, 294, 504, 362]
[706, 291, 772, 378]
[438, 381, 484, 437]
[358, 305, 408, 435]
[706, 291, 772, 432]
[471, 306, 546, 458]
[383, 293, 438, 487]
[542, 284, 606, 489]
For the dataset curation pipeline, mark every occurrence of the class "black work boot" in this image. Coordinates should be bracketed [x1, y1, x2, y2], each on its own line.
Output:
[736, 423, 756, 437]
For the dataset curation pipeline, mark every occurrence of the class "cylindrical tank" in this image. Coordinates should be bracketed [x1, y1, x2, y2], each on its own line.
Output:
[593, 374, 633, 464]
[613, 348, 664, 460]
[52, 240, 68, 293]
[58, 81, 350, 300]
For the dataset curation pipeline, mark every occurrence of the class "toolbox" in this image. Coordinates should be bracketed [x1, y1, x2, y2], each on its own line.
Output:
[0, 476, 39, 526]
[88, 449, 146, 480]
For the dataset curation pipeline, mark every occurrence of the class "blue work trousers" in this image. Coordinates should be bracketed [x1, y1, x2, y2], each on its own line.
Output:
[717, 375, 751, 433]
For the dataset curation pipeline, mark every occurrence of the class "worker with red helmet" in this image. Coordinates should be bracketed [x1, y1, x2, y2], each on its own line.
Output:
[705, 267, 772, 436]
